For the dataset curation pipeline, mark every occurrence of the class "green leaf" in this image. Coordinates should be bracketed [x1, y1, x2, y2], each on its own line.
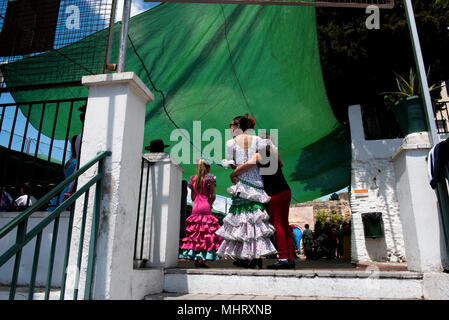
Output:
[394, 71, 413, 96]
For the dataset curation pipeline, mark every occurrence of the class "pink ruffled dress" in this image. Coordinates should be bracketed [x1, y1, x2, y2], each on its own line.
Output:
[179, 173, 223, 261]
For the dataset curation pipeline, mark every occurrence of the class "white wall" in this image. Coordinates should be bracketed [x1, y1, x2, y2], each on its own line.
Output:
[348, 105, 407, 263]
[140, 153, 183, 268]
[0, 211, 70, 287]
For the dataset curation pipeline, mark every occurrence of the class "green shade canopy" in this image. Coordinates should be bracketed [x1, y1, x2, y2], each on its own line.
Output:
[3, 3, 351, 203]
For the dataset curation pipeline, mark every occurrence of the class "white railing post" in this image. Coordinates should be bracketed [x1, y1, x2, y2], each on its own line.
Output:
[392, 132, 448, 272]
[65, 72, 155, 299]
[139, 153, 183, 268]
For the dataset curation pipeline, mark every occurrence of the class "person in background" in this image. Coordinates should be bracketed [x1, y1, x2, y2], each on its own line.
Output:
[14, 182, 37, 209]
[302, 224, 314, 260]
[337, 223, 345, 259]
[0, 189, 14, 211]
[326, 223, 337, 260]
[47, 135, 78, 211]
[291, 225, 302, 258]
[314, 223, 329, 260]
[75, 105, 86, 160]
[179, 158, 222, 268]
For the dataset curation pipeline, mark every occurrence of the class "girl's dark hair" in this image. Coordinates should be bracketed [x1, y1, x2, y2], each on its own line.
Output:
[233, 116, 251, 132]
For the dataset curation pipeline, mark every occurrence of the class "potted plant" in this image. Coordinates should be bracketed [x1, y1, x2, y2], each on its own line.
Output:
[382, 68, 441, 136]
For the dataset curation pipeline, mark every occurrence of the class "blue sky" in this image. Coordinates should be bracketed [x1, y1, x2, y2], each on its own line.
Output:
[115, 0, 160, 21]
[0, 1, 161, 160]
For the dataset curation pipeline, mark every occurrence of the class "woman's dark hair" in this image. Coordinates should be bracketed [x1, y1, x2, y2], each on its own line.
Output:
[70, 135, 78, 157]
[21, 182, 31, 195]
[233, 116, 251, 132]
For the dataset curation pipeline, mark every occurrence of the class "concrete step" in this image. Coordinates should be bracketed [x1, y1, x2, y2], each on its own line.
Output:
[144, 292, 421, 300]
[163, 268, 425, 300]
[0, 286, 61, 300]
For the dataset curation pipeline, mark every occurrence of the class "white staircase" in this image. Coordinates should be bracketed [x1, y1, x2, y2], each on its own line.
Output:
[162, 268, 425, 300]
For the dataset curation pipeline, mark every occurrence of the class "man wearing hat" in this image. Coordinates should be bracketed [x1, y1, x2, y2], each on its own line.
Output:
[145, 139, 170, 153]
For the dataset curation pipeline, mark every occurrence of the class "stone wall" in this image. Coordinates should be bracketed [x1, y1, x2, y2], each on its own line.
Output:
[288, 206, 314, 231]
[291, 195, 351, 217]
[348, 105, 407, 263]
[289, 192, 351, 231]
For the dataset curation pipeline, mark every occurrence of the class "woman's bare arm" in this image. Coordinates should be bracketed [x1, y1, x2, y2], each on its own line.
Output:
[230, 153, 260, 182]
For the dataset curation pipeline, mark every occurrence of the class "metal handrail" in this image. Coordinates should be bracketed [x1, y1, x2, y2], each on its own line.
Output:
[0, 97, 88, 204]
[0, 151, 110, 238]
[0, 98, 88, 108]
[134, 157, 153, 263]
[0, 151, 111, 300]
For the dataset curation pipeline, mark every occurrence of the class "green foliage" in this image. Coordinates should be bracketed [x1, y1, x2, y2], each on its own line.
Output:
[316, 1, 449, 123]
[315, 209, 343, 226]
[381, 68, 441, 108]
[329, 193, 339, 201]
[435, 0, 449, 8]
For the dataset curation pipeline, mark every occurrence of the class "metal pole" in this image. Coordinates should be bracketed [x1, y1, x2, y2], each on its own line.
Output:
[117, 0, 132, 73]
[403, 0, 439, 146]
[104, 0, 118, 72]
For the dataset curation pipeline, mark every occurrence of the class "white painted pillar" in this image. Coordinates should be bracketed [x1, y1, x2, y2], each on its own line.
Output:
[66, 72, 154, 299]
[392, 132, 448, 272]
[348, 105, 406, 264]
[138, 153, 183, 268]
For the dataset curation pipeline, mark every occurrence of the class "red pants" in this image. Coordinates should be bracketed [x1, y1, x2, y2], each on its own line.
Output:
[266, 189, 294, 259]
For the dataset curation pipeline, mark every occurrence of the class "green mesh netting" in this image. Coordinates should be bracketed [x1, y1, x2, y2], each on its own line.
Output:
[3, 3, 351, 203]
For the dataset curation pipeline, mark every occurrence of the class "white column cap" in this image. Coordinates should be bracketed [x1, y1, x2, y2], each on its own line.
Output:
[82, 72, 154, 103]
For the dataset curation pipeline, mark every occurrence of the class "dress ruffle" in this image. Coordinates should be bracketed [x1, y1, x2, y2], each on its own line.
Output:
[226, 181, 270, 204]
[216, 238, 277, 260]
[179, 249, 220, 261]
[221, 207, 272, 228]
[179, 213, 223, 258]
[215, 201, 277, 259]
[215, 220, 275, 242]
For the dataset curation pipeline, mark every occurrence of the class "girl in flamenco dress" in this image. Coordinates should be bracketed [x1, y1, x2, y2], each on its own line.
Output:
[179, 158, 223, 268]
[215, 115, 277, 269]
